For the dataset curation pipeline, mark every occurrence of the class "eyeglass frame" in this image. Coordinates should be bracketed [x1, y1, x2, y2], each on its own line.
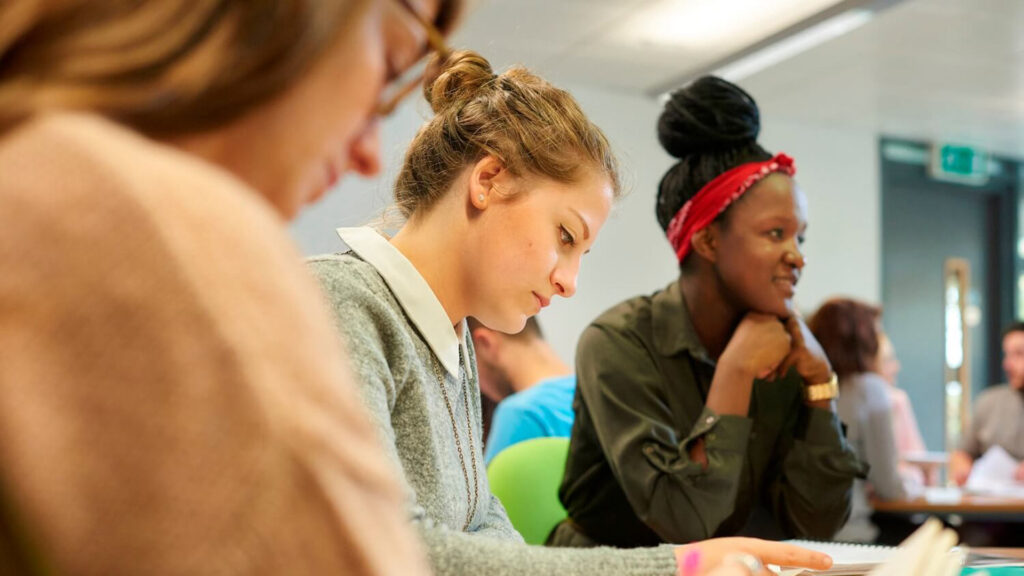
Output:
[377, 0, 452, 117]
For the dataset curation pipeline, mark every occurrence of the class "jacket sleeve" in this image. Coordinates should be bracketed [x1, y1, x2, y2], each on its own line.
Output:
[575, 323, 755, 542]
[767, 399, 864, 539]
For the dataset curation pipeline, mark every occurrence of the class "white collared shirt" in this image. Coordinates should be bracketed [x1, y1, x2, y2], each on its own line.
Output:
[336, 226, 468, 378]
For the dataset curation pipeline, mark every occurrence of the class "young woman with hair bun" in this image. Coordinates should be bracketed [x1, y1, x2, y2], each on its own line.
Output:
[555, 76, 863, 548]
[311, 56, 832, 576]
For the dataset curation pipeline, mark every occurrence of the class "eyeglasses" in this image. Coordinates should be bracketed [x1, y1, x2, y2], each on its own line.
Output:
[377, 0, 452, 117]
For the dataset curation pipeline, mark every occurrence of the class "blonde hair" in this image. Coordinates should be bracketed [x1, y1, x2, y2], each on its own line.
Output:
[393, 50, 621, 218]
[0, 0, 462, 136]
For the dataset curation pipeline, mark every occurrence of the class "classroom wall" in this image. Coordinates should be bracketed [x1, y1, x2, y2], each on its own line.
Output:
[289, 84, 883, 366]
[760, 119, 882, 311]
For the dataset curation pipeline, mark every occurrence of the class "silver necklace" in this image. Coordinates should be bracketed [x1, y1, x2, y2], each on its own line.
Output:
[432, 349, 479, 530]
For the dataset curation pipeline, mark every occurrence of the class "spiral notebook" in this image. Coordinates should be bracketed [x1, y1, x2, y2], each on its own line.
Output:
[775, 540, 1024, 575]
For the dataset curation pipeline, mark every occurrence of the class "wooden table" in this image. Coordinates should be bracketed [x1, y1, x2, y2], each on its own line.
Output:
[872, 494, 1024, 547]
[873, 494, 1024, 521]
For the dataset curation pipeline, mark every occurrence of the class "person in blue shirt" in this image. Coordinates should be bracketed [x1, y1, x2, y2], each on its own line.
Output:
[469, 317, 576, 463]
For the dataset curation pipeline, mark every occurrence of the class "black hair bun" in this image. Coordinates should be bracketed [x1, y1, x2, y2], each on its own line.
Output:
[657, 76, 761, 159]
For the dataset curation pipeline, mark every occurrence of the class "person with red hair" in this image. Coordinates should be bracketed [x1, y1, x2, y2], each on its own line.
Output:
[808, 298, 909, 542]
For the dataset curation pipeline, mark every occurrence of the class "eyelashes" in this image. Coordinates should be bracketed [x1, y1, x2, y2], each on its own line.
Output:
[767, 228, 806, 245]
[560, 225, 576, 246]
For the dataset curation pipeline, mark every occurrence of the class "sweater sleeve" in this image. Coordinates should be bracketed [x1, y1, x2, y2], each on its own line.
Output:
[309, 258, 679, 576]
[419, 526, 678, 576]
[767, 404, 863, 539]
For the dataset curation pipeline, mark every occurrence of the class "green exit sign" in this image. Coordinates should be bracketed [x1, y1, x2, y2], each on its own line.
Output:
[929, 143, 989, 185]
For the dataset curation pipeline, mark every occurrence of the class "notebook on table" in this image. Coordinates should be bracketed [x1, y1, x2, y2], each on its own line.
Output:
[773, 540, 1024, 575]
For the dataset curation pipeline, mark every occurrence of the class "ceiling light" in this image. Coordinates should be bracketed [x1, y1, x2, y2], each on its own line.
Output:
[624, 0, 844, 50]
[713, 8, 873, 81]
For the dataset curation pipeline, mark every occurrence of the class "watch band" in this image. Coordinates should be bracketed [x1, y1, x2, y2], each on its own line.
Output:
[804, 372, 839, 402]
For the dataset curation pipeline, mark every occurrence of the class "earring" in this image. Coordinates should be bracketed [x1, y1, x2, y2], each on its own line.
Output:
[478, 194, 485, 202]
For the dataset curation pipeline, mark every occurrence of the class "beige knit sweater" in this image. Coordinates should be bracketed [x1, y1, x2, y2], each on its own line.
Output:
[0, 113, 429, 576]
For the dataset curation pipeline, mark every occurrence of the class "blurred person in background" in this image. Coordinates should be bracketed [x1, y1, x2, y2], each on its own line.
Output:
[809, 298, 912, 543]
[950, 322, 1024, 486]
[468, 316, 576, 464]
[876, 333, 936, 486]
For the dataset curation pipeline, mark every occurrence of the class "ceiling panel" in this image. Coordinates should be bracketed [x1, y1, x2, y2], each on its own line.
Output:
[451, 0, 651, 58]
[451, 0, 1024, 158]
[745, 0, 1024, 157]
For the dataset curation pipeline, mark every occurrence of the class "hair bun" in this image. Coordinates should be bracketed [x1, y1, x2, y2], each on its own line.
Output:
[657, 76, 761, 159]
[423, 49, 494, 114]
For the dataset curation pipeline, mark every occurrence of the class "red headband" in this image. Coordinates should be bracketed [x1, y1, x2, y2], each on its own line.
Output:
[666, 153, 796, 263]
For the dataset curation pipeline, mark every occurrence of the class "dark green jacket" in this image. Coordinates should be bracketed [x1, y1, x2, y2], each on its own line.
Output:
[558, 280, 863, 547]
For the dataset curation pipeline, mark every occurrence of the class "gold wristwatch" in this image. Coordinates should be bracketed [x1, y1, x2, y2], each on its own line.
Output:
[803, 372, 839, 402]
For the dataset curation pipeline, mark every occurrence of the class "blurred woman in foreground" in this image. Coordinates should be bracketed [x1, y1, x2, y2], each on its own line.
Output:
[0, 0, 459, 573]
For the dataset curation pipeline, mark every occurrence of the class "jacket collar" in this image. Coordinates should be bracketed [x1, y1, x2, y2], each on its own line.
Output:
[651, 279, 713, 363]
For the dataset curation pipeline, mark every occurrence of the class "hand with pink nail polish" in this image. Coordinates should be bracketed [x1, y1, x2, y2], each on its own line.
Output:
[673, 538, 832, 576]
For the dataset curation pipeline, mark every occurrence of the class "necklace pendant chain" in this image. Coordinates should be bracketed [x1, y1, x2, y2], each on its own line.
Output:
[433, 348, 479, 531]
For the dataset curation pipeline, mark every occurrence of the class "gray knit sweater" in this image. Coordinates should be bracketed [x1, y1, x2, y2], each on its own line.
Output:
[309, 243, 678, 576]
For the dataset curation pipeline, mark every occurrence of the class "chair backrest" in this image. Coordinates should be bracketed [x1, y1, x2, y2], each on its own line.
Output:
[486, 437, 570, 545]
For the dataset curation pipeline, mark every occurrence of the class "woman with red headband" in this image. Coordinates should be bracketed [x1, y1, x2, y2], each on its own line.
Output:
[553, 76, 863, 548]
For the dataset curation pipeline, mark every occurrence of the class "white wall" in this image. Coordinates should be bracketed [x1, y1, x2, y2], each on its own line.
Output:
[290, 86, 883, 366]
[530, 84, 679, 365]
[760, 119, 882, 312]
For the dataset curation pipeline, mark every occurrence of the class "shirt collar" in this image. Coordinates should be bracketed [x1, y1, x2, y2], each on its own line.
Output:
[337, 227, 467, 378]
[651, 279, 713, 363]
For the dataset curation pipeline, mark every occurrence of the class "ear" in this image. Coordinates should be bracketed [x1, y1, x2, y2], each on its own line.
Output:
[470, 327, 501, 360]
[690, 224, 719, 263]
[468, 155, 507, 211]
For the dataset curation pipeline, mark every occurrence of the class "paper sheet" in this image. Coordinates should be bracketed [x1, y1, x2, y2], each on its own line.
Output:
[965, 446, 1024, 499]
[773, 519, 964, 575]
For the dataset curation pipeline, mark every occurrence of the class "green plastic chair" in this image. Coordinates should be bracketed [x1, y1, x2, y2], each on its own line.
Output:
[487, 437, 570, 545]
